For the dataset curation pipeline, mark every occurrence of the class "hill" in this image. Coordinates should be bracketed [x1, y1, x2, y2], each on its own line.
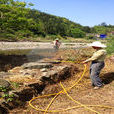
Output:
[1, 0, 114, 42]
[0, 0, 86, 41]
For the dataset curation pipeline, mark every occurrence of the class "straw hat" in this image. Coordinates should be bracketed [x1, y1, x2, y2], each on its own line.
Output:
[55, 38, 59, 41]
[88, 41, 107, 48]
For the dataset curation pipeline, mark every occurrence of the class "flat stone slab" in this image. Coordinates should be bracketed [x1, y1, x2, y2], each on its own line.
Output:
[21, 62, 53, 69]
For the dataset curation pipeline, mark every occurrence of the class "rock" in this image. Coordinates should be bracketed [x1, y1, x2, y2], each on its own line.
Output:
[42, 72, 47, 76]
[18, 69, 37, 77]
[24, 80, 42, 87]
[40, 65, 72, 84]
[40, 68, 47, 72]
[47, 70, 57, 77]
[19, 69, 32, 75]
[0, 72, 11, 79]
[21, 62, 53, 69]
[0, 79, 10, 89]
[0, 98, 5, 104]
[8, 67, 22, 73]
[9, 90, 19, 98]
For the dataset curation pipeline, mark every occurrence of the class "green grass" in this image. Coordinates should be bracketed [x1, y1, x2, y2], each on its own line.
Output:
[106, 37, 114, 55]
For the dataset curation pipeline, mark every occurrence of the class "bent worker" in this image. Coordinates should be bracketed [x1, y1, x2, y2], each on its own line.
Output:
[53, 38, 61, 52]
[82, 41, 107, 89]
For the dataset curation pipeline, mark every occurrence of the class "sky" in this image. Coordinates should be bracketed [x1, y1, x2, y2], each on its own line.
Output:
[24, 0, 114, 27]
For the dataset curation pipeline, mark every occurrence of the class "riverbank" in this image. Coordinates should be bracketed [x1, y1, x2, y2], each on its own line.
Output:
[0, 42, 88, 51]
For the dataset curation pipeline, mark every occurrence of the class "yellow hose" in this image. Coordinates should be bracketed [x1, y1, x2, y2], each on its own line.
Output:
[44, 64, 100, 114]
[29, 62, 114, 113]
[44, 92, 61, 114]
[60, 82, 100, 114]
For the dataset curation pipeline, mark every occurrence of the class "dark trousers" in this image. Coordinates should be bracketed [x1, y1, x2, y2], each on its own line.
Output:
[90, 61, 105, 87]
[54, 46, 59, 52]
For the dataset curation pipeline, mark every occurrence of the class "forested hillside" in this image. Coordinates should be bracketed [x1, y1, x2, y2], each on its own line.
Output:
[0, 0, 86, 41]
[0, 0, 114, 41]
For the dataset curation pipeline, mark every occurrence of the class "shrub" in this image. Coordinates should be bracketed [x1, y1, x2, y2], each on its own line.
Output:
[106, 37, 114, 54]
[0, 33, 17, 41]
[15, 30, 33, 39]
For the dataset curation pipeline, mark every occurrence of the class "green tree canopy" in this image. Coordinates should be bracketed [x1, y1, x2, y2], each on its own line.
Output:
[70, 28, 86, 38]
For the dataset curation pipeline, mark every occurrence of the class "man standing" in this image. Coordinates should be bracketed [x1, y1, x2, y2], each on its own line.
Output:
[53, 38, 61, 51]
[83, 41, 107, 89]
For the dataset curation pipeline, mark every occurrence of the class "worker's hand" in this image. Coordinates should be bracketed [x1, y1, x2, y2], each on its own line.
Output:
[82, 61, 88, 64]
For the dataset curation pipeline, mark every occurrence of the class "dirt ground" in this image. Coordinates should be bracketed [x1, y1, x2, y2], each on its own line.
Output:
[9, 49, 114, 114]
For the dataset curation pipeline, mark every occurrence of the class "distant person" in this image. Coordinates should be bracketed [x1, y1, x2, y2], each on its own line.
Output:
[82, 41, 107, 89]
[53, 38, 61, 51]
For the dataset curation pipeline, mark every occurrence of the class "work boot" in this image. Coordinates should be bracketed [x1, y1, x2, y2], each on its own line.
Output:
[93, 86, 101, 90]
[93, 85, 104, 90]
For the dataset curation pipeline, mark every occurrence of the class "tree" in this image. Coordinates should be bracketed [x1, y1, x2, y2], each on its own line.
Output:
[82, 26, 91, 33]
[70, 28, 86, 38]
[99, 22, 107, 27]
[93, 26, 107, 34]
[0, 0, 88, 41]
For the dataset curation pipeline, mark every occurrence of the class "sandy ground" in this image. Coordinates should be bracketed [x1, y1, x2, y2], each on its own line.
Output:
[0, 42, 88, 50]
